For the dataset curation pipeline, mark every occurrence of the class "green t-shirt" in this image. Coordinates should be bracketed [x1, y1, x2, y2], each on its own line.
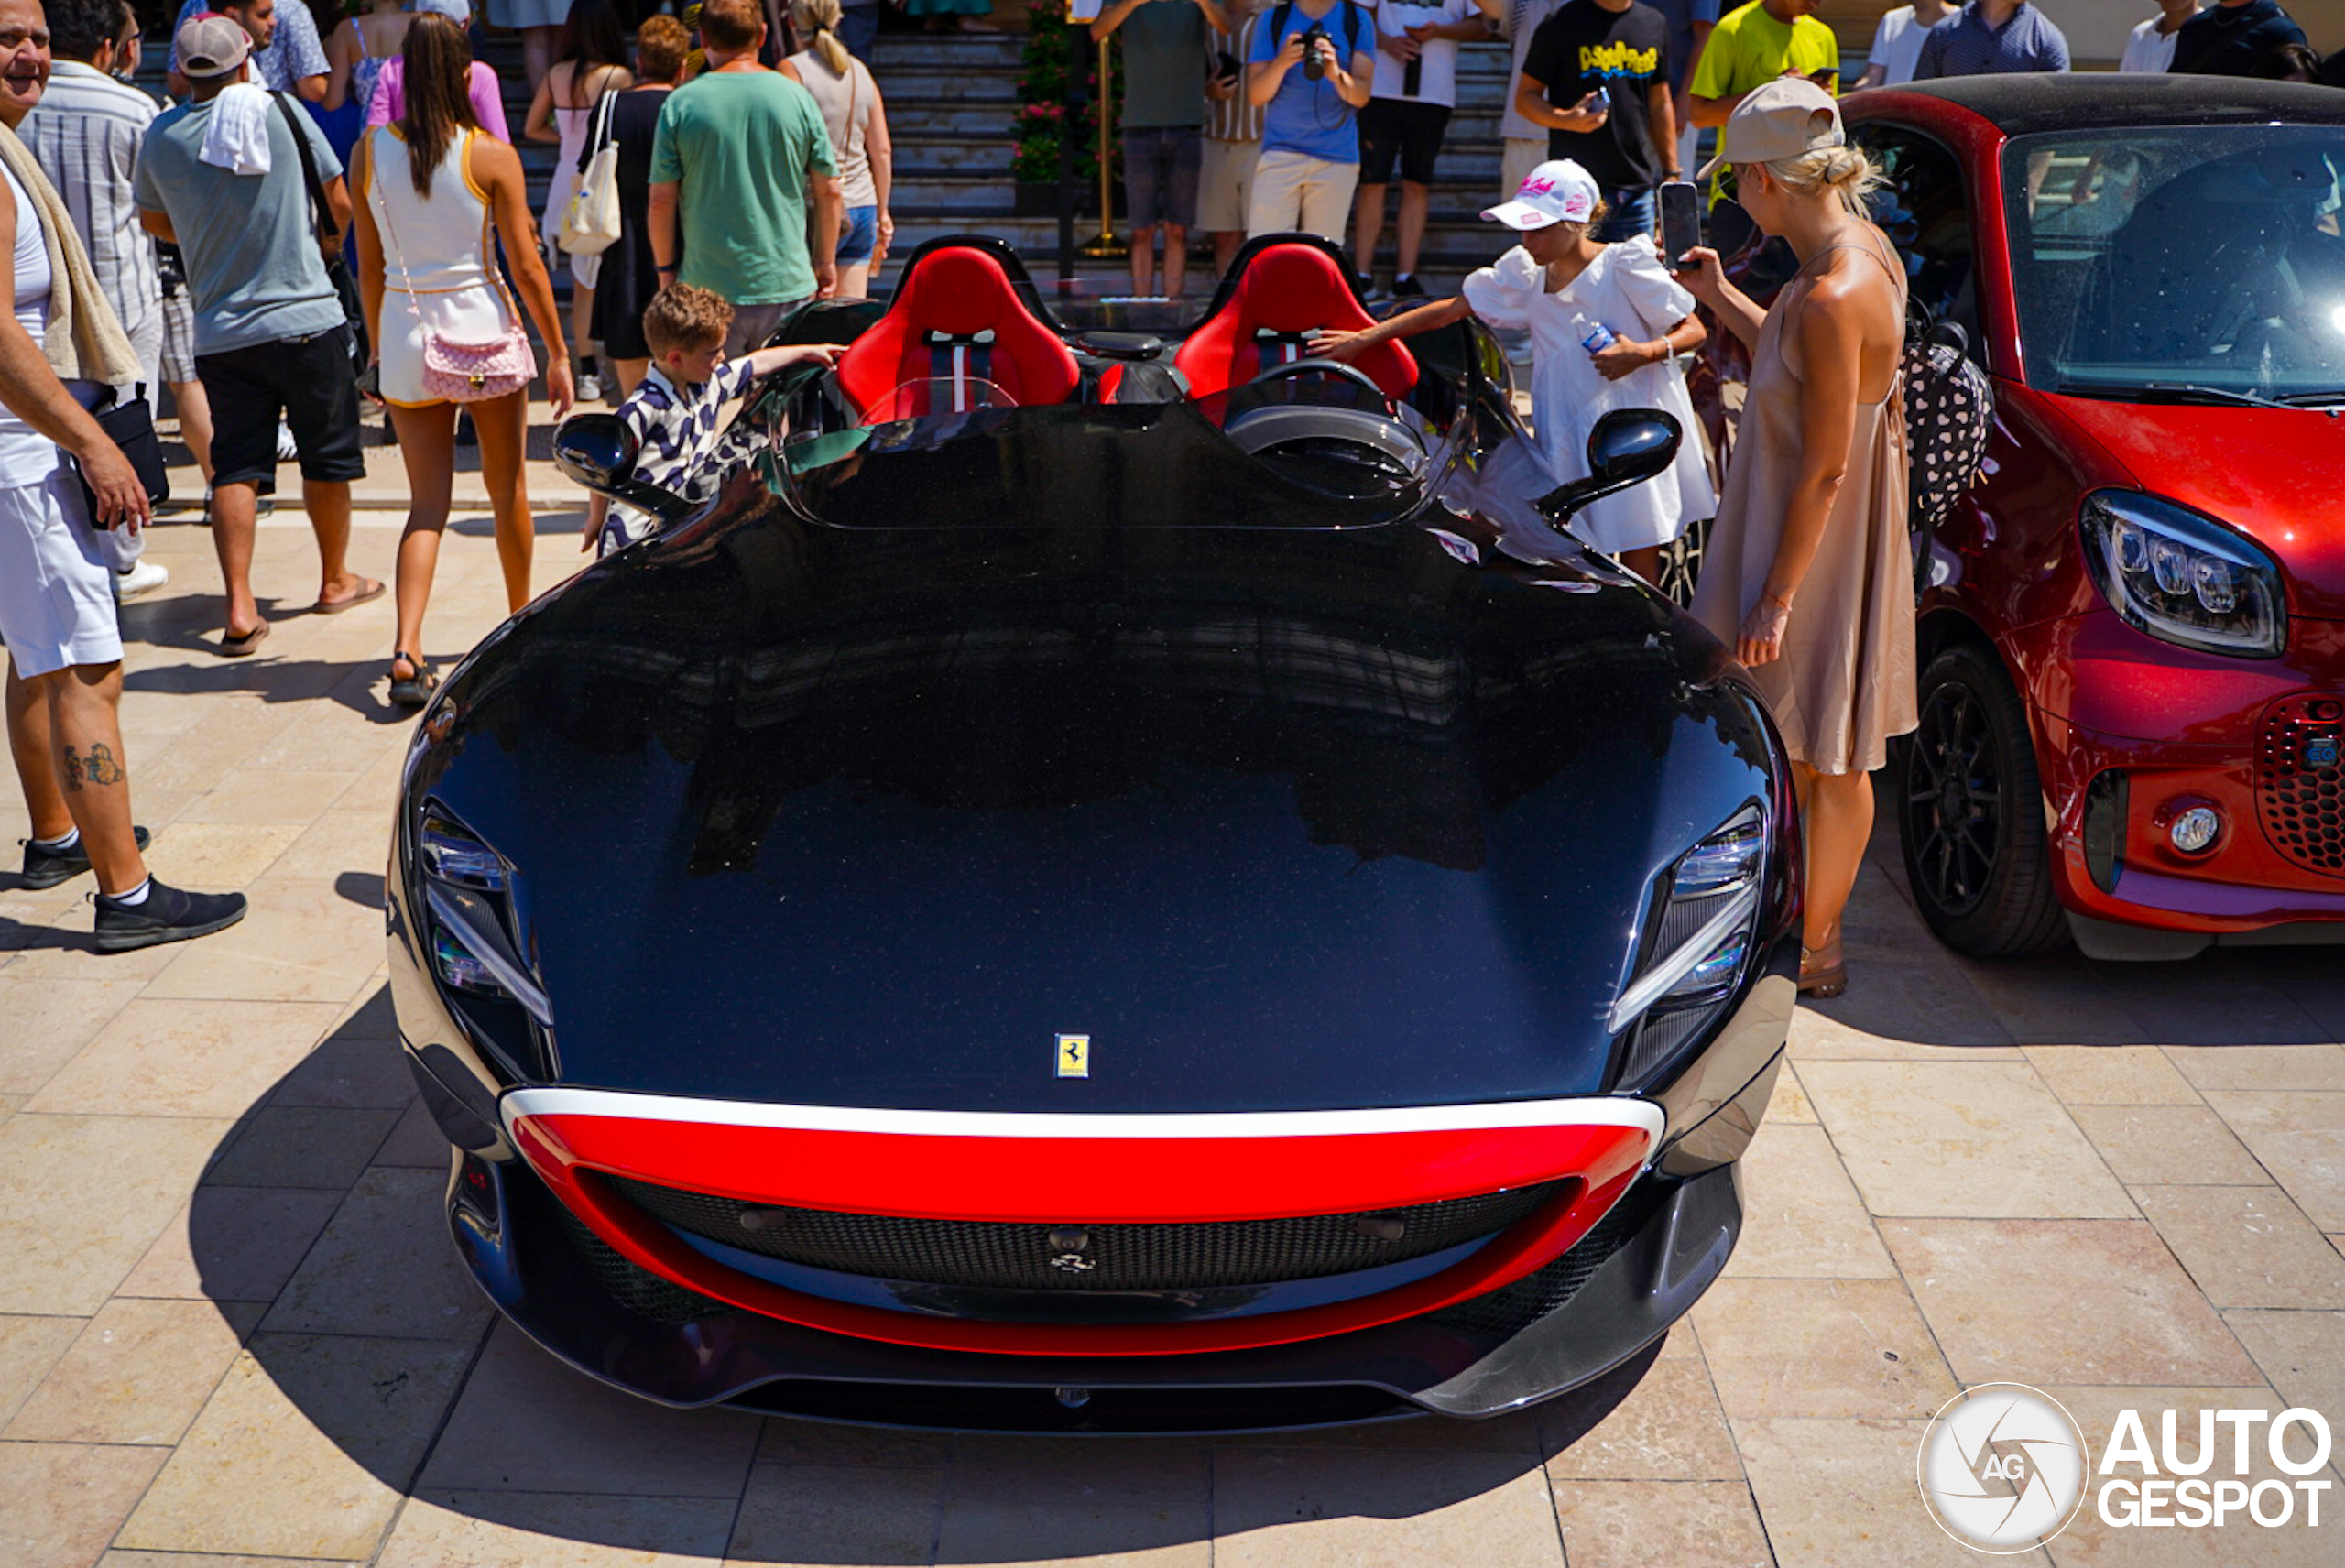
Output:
[1688, 2, 1839, 204]
[650, 71, 841, 306]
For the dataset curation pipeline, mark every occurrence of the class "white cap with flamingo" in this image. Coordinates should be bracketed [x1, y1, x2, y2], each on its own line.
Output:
[1481, 160, 1603, 232]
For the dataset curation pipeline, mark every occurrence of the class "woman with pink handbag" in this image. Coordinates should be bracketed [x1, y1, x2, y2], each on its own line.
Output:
[353, 11, 576, 707]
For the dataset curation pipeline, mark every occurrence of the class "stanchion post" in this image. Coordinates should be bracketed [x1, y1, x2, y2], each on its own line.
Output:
[1078, 36, 1127, 260]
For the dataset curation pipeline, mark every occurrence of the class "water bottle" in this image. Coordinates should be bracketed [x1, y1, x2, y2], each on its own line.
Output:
[1581, 321, 1618, 356]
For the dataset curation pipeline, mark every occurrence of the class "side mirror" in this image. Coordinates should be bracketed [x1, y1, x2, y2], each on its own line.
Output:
[552, 413, 693, 526]
[1536, 408, 1683, 521]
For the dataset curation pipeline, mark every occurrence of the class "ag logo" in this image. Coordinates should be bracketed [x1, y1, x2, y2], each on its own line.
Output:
[1918, 1383, 2089, 1552]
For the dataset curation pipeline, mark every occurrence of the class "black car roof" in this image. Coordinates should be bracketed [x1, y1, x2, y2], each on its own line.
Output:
[1870, 74, 2345, 136]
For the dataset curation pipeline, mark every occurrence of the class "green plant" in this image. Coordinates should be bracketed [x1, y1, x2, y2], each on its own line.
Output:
[1011, 0, 1117, 190]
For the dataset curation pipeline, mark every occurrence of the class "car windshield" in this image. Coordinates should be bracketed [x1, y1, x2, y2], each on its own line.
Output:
[2004, 125, 2345, 403]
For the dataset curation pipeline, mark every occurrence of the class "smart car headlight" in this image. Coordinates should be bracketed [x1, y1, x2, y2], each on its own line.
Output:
[1609, 805, 1766, 1089]
[2078, 490, 2285, 659]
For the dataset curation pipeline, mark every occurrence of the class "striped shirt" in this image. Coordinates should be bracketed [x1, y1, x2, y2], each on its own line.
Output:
[19, 61, 162, 346]
[1205, 13, 1265, 143]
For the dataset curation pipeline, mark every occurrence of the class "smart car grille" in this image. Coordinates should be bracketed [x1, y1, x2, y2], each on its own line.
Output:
[2256, 698, 2345, 877]
[601, 1175, 1562, 1291]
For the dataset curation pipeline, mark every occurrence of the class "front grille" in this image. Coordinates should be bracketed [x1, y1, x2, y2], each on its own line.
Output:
[553, 1204, 737, 1325]
[2256, 697, 2345, 877]
[602, 1174, 1562, 1292]
[1421, 1189, 1651, 1336]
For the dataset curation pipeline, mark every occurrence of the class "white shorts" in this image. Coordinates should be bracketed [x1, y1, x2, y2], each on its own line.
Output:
[1198, 136, 1260, 234]
[1246, 149, 1358, 244]
[0, 463, 124, 679]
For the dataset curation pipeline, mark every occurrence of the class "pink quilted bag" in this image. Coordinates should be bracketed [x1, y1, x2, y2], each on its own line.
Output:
[420, 329, 537, 404]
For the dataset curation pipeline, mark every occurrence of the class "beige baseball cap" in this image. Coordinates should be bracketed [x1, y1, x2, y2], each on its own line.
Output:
[1696, 77, 1843, 180]
[175, 14, 254, 80]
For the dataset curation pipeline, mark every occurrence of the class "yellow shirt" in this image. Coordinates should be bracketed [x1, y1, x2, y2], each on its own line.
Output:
[1690, 2, 1841, 205]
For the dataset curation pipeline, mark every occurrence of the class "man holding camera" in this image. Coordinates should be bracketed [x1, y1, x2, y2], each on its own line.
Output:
[1244, 0, 1374, 241]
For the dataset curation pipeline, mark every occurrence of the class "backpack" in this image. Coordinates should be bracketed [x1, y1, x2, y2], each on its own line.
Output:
[1902, 317, 1994, 595]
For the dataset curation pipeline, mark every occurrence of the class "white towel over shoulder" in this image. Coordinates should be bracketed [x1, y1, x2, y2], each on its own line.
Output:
[200, 82, 275, 176]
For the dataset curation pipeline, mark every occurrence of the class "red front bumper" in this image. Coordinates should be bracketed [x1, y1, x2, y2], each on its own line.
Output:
[502, 1089, 1663, 1357]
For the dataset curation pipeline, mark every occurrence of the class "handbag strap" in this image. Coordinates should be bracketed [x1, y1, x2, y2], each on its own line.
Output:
[367, 128, 429, 327]
[580, 85, 618, 175]
[272, 93, 337, 258]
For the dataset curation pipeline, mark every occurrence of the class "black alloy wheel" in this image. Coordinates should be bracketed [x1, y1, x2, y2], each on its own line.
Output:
[1897, 643, 2068, 958]
[1655, 515, 1712, 608]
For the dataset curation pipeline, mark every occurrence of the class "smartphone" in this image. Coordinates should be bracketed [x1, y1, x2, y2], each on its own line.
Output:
[1807, 67, 1839, 91]
[1659, 180, 1701, 269]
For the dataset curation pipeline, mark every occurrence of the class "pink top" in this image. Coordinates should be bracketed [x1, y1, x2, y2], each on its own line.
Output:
[365, 59, 512, 142]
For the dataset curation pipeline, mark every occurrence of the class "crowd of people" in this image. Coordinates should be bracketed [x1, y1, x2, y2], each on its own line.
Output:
[0, 0, 2340, 968]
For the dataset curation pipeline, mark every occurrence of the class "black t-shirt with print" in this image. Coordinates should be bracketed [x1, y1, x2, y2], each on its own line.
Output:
[1522, 0, 1672, 190]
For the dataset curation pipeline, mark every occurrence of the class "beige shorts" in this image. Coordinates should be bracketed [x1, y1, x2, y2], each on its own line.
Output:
[1501, 137, 1545, 204]
[1246, 149, 1358, 244]
[1197, 136, 1260, 234]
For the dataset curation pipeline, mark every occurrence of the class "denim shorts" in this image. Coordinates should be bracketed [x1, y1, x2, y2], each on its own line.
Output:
[837, 203, 880, 267]
[1122, 126, 1203, 229]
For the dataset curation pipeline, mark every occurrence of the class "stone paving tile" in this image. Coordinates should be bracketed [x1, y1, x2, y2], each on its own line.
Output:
[265, 808, 398, 886]
[378, 1491, 737, 1567]
[139, 876, 387, 1005]
[420, 1321, 762, 1498]
[0, 1313, 84, 1428]
[3, 1297, 260, 1445]
[1961, 962, 2148, 1047]
[116, 1333, 475, 1561]
[372, 1098, 454, 1168]
[109, 821, 304, 888]
[1790, 996, 2018, 1059]
[2115, 975, 2331, 1048]
[98, 1553, 354, 1568]
[1798, 1061, 2135, 1220]
[933, 1439, 1213, 1566]
[0, 976, 148, 1095]
[2133, 1186, 2345, 1311]
[2198, 1093, 2345, 1231]
[179, 766, 365, 826]
[1210, 1445, 1565, 1568]
[116, 1184, 349, 1303]
[1767, 1060, 1817, 1122]
[755, 1418, 951, 1469]
[0, 1439, 171, 1568]
[262, 1167, 493, 1342]
[1731, 1417, 2038, 1568]
[2164, 1045, 2345, 1094]
[2022, 1045, 2202, 1106]
[1692, 1279, 1958, 1422]
[200, 1105, 405, 1190]
[1537, 1351, 1743, 1480]
[725, 1463, 944, 1564]
[1881, 1220, 2262, 1387]
[1719, 1122, 1897, 1279]
[2067, 1105, 2274, 1187]
[267, 1037, 419, 1110]
[2220, 1310, 2345, 1420]
[1549, 1479, 1773, 1568]
[0, 1113, 236, 1315]
[24, 998, 343, 1118]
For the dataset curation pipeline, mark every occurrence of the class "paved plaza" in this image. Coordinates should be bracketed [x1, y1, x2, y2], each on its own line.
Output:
[2, 453, 2343, 1567]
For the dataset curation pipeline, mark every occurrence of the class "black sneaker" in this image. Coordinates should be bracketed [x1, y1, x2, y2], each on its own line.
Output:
[92, 878, 248, 953]
[18, 825, 151, 889]
[1392, 275, 1427, 299]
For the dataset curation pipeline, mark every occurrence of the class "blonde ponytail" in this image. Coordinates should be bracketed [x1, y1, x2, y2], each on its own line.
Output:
[793, 0, 851, 76]
[1760, 144, 1885, 217]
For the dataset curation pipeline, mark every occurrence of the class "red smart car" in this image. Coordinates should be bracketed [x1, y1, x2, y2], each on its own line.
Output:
[1842, 75, 2345, 960]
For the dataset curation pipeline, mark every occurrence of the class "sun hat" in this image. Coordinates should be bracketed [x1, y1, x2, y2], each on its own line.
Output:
[1481, 160, 1602, 231]
[1696, 76, 1844, 180]
[174, 13, 252, 80]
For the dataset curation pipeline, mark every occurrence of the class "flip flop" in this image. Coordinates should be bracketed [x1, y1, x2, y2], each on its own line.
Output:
[1797, 942, 1849, 1000]
[311, 577, 387, 615]
[218, 621, 271, 657]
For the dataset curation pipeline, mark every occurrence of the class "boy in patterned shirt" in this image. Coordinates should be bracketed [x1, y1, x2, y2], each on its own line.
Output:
[594, 284, 843, 555]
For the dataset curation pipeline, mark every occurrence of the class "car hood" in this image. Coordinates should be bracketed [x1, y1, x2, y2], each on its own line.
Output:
[2045, 394, 2345, 618]
[413, 485, 1777, 1116]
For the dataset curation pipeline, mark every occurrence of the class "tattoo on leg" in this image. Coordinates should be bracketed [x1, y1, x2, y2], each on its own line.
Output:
[82, 743, 124, 786]
[63, 745, 82, 791]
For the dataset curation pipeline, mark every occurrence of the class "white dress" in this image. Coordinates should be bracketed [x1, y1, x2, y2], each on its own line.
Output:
[367, 125, 528, 408]
[1463, 236, 1717, 554]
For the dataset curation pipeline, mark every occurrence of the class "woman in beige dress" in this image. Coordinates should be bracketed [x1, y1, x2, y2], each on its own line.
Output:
[1680, 79, 1915, 998]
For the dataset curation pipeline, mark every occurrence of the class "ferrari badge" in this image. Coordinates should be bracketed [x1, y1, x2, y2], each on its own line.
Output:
[1055, 1033, 1090, 1078]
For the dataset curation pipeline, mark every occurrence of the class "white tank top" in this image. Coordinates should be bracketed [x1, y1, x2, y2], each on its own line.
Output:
[0, 162, 60, 485]
[367, 125, 496, 298]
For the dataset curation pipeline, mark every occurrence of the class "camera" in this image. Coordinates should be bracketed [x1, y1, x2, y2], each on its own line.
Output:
[1300, 20, 1330, 81]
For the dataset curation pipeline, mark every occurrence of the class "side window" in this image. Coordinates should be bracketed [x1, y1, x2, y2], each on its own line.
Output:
[1854, 125, 1979, 350]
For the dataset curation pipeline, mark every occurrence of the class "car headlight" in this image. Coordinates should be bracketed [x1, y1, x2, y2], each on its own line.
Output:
[1609, 805, 1766, 1090]
[2079, 490, 2285, 659]
[414, 801, 552, 1029]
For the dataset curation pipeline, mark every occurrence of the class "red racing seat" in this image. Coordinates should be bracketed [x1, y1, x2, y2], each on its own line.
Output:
[1173, 241, 1419, 403]
[836, 245, 1081, 420]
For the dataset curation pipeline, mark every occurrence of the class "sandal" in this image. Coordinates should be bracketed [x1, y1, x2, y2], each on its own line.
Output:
[218, 621, 270, 657]
[1798, 937, 1848, 1000]
[387, 651, 439, 708]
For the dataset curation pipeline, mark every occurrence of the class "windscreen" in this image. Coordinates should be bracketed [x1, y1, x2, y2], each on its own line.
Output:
[2004, 125, 2345, 401]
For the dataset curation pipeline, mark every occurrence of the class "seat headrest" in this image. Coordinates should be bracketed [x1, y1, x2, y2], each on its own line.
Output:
[1238, 245, 1373, 335]
[895, 248, 1030, 338]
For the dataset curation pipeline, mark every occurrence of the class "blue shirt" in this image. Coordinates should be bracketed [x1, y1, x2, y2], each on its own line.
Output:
[1249, 0, 1372, 163]
[1913, 3, 2070, 78]
[1641, 0, 1722, 90]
